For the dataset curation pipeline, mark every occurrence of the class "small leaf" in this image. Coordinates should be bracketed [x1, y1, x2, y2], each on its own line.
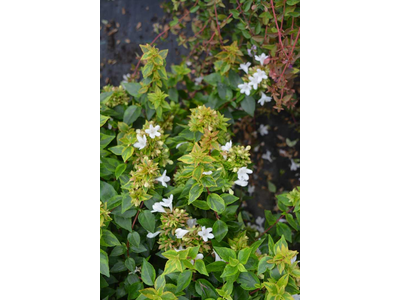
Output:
[121, 193, 133, 213]
[241, 96, 255, 117]
[128, 231, 141, 248]
[195, 259, 209, 276]
[176, 270, 192, 292]
[238, 248, 251, 265]
[115, 163, 127, 179]
[207, 193, 226, 214]
[189, 183, 203, 204]
[141, 259, 156, 286]
[100, 249, 110, 277]
[123, 105, 141, 125]
[213, 220, 228, 242]
[138, 210, 156, 233]
[125, 257, 136, 272]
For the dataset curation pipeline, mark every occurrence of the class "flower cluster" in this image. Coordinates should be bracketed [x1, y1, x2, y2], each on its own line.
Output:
[225, 144, 252, 171]
[102, 85, 130, 108]
[150, 195, 214, 253]
[237, 53, 272, 106]
[188, 105, 229, 134]
[100, 201, 111, 228]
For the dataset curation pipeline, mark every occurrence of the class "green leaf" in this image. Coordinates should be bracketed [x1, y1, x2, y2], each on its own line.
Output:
[267, 181, 276, 193]
[189, 183, 203, 204]
[128, 231, 141, 248]
[100, 181, 117, 202]
[213, 220, 228, 242]
[123, 82, 141, 98]
[141, 258, 156, 286]
[285, 213, 299, 231]
[100, 249, 110, 277]
[154, 275, 166, 290]
[220, 193, 239, 205]
[192, 200, 210, 210]
[121, 193, 133, 213]
[115, 163, 127, 179]
[168, 88, 178, 102]
[138, 210, 156, 233]
[203, 73, 221, 86]
[176, 270, 192, 292]
[237, 272, 260, 290]
[122, 146, 134, 162]
[206, 193, 226, 214]
[128, 282, 143, 299]
[257, 256, 273, 275]
[123, 105, 142, 125]
[276, 223, 292, 243]
[194, 259, 209, 276]
[109, 145, 124, 155]
[221, 264, 238, 277]
[101, 229, 121, 247]
[100, 115, 110, 127]
[100, 132, 115, 149]
[206, 261, 226, 272]
[241, 96, 255, 117]
[125, 257, 136, 272]
[238, 248, 251, 265]
[214, 246, 236, 262]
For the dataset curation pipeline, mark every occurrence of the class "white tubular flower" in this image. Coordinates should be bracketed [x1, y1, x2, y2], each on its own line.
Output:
[213, 249, 226, 262]
[234, 179, 249, 187]
[291, 255, 297, 264]
[237, 167, 253, 181]
[186, 218, 197, 228]
[145, 124, 161, 139]
[151, 202, 166, 213]
[255, 216, 265, 227]
[290, 159, 299, 171]
[221, 140, 232, 152]
[262, 150, 272, 162]
[255, 53, 268, 66]
[258, 92, 272, 106]
[238, 62, 251, 74]
[198, 226, 214, 242]
[254, 69, 268, 81]
[156, 170, 171, 187]
[194, 76, 203, 86]
[190, 253, 204, 265]
[238, 82, 252, 96]
[122, 73, 131, 83]
[259, 124, 269, 136]
[202, 171, 212, 175]
[134, 266, 140, 273]
[248, 185, 255, 195]
[147, 231, 161, 238]
[175, 228, 190, 239]
[174, 245, 185, 252]
[161, 194, 173, 211]
[248, 75, 260, 90]
[133, 135, 147, 150]
[176, 142, 187, 149]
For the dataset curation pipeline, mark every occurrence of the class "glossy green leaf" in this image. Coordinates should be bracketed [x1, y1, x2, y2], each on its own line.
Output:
[138, 210, 155, 233]
[141, 259, 156, 286]
[206, 193, 225, 214]
[213, 219, 228, 242]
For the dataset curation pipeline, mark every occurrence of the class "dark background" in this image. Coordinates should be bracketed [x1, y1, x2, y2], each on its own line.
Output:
[100, 0, 188, 87]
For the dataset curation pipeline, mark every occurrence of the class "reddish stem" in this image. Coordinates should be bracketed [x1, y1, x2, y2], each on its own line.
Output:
[126, 202, 144, 257]
[270, 0, 288, 59]
[259, 206, 295, 238]
[214, 3, 223, 44]
[277, 27, 300, 85]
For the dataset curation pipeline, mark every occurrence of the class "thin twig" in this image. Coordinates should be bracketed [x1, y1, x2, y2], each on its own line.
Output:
[259, 206, 294, 238]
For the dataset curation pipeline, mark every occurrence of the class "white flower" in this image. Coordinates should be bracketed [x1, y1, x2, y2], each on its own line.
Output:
[160, 194, 173, 211]
[247, 48, 253, 57]
[147, 231, 161, 238]
[202, 171, 212, 175]
[279, 218, 287, 223]
[151, 202, 166, 213]
[255, 216, 265, 227]
[190, 253, 204, 265]
[213, 249, 226, 262]
[254, 145, 260, 152]
[238, 82, 252, 96]
[292, 295, 300, 300]
[122, 73, 131, 83]
[255, 53, 268, 66]
[239, 62, 251, 74]
[256, 248, 262, 255]
[175, 228, 190, 239]
[237, 167, 253, 181]
[198, 226, 214, 242]
[194, 76, 203, 85]
[262, 150, 272, 162]
[248, 185, 255, 195]
[134, 135, 147, 150]
[259, 124, 269, 136]
[258, 92, 272, 106]
[186, 61, 192, 66]
[234, 179, 249, 187]
[174, 245, 185, 252]
[254, 69, 268, 81]
[186, 218, 197, 228]
[156, 170, 171, 187]
[290, 159, 299, 171]
[249, 74, 261, 90]
[291, 255, 297, 264]
[221, 140, 232, 152]
[134, 266, 140, 273]
[176, 142, 187, 149]
[145, 124, 161, 139]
